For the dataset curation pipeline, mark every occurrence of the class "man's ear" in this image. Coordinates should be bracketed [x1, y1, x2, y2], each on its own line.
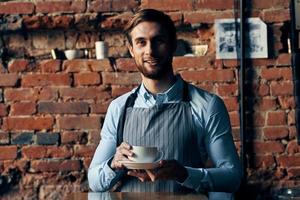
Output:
[127, 43, 134, 58]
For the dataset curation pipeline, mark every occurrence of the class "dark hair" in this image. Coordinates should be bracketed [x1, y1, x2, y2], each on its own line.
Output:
[124, 9, 177, 51]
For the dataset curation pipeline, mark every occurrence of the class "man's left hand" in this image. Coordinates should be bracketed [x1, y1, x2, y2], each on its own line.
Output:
[127, 160, 188, 183]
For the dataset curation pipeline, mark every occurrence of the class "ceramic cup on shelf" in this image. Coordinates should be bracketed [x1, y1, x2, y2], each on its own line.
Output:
[64, 49, 84, 60]
[95, 41, 107, 59]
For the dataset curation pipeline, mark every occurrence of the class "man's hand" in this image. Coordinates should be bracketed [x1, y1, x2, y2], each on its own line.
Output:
[127, 160, 188, 183]
[111, 142, 133, 170]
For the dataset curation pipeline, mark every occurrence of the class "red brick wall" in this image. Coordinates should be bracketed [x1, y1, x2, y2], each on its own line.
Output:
[0, 0, 297, 199]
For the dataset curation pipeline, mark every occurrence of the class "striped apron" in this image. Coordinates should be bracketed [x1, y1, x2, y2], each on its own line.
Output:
[116, 81, 205, 192]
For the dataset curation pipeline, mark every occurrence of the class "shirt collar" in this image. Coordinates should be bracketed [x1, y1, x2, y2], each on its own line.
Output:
[138, 75, 184, 103]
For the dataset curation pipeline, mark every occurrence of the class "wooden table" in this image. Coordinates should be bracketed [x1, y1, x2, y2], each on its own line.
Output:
[64, 192, 208, 200]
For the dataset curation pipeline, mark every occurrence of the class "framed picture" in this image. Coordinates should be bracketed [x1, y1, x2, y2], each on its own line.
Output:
[215, 18, 268, 59]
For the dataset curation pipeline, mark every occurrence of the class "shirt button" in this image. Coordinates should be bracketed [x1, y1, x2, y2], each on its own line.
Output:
[109, 173, 114, 179]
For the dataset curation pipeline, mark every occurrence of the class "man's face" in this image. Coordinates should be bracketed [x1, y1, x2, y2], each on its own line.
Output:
[224, 30, 236, 47]
[128, 21, 174, 80]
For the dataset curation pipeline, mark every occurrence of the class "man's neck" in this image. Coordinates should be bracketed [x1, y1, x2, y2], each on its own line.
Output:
[141, 72, 176, 95]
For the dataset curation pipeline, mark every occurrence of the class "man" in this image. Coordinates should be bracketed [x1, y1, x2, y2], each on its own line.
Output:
[88, 9, 241, 196]
[219, 24, 237, 53]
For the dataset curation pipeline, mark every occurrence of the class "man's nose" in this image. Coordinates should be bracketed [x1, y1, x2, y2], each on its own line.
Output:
[145, 42, 154, 55]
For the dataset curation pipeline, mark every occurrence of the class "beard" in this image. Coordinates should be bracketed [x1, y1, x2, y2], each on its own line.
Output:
[135, 56, 173, 80]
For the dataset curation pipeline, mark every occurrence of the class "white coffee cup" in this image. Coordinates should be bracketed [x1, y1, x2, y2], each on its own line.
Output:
[95, 41, 107, 59]
[129, 146, 163, 163]
[64, 50, 84, 60]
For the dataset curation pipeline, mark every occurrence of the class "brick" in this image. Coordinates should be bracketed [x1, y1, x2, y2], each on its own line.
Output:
[262, 9, 290, 23]
[276, 53, 291, 66]
[260, 67, 292, 81]
[83, 157, 92, 169]
[111, 85, 135, 97]
[184, 10, 234, 24]
[173, 56, 213, 70]
[38, 88, 59, 101]
[3, 159, 29, 173]
[60, 88, 111, 100]
[90, 101, 110, 114]
[110, 0, 139, 11]
[45, 146, 73, 158]
[32, 30, 65, 50]
[10, 102, 36, 116]
[216, 84, 238, 96]
[38, 102, 89, 114]
[180, 69, 235, 82]
[287, 140, 300, 154]
[194, 0, 234, 9]
[254, 98, 278, 111]
[39, 60, 61, 73]
[88, 0, 138, 12]
[23, 15, 74, 30]
[250, 155, 275, 169]
[101, 12, 134, 30]
[36, 133, 60, 145]
[57, 116, 101, 130]
[22, 146, 47, 159]
[11, 132, 34, 145]
[3, 117, 54, 131]
[102, 72, 141, 85]
[223, 97, 238, 112]
[0, 146, 17, 160]
[267, 111, 287, 126]
[229, 111, 239, 127]
[88, 130, 100, 145]
[0, 74, 19, 87]
[278, 97, 296, 109]
[263, 127, 289, 140]
[0, 2, 34, 14]
[22, 74, 71, 87]
[288, 167, 300, 178]
[74, 72, 101, 85]
[253, 141, 285, 154]
[277, 155, 300, 167]
[195, 83, 214, 92]
[4, 88, 37, 102]
[36, 0, 86, 14]
[8, 59, 30, 73]
[246, 112, 266, 127]
[116, 58, 138, 72]
[141, 0, 193, 11]
[252, 0, 289, 9]
[250, 58, 276, 67]
[270, 81, 293, 96]
[63, 59, 111, 72]
[61, 131, 88, 144]
[289, 126, 297, 139]
[0, 131, 9, 144]
[246, 83, 270, 97]
[74, 145, 96, 157]
[0, 104, 8, 117]
[31, 160, 81, 172]
[288, 110, 295, 126]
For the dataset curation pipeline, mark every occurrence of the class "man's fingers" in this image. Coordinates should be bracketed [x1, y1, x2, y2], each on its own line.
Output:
[120, 142, 132, 150]
[127, 170, 151, 182]
[145, 170, 156, 181]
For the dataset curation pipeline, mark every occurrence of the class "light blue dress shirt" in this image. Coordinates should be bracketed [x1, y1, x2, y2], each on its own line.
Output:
[88, 75, 242, 193]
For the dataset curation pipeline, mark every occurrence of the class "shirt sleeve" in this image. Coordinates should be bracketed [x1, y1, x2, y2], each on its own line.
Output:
[181, 95, 242, 193]
[88, 99, 126, 192]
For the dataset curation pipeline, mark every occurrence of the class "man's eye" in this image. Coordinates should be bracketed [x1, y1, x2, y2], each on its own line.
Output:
[136, 40, 146, 46]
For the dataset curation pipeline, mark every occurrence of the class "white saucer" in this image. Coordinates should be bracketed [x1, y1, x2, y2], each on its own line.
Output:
[119, 160, 160, 170]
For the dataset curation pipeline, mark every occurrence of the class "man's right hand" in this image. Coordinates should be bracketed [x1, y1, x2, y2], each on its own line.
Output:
[111, 142, 133, 170]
